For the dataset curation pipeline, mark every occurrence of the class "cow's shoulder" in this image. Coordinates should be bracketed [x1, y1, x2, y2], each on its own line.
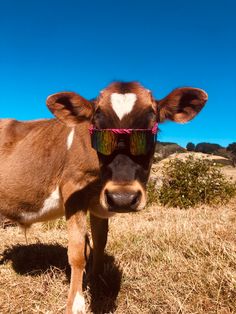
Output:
[0, 119, 24, 147]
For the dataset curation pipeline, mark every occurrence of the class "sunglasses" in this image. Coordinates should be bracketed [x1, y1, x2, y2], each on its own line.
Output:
[89, 123, 158, 156]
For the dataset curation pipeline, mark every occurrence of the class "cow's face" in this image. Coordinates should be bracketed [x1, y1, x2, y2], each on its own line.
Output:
[91, 82, 157, 213]
[47, 82, 207, 213]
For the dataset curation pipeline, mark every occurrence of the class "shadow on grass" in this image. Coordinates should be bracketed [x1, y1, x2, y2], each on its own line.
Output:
[0, 243, 71, 278]
[0, 243, 122, 313]
[86, 253, 122, 314]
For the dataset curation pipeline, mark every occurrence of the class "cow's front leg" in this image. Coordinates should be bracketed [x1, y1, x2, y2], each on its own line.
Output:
[66, 210, 87, 314]
[90, 213, 108, 276]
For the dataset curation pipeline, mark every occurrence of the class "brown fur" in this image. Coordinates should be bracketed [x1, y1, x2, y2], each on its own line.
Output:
[0, 81, 207, 313]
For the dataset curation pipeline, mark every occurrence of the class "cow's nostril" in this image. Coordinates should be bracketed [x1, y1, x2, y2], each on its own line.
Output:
[105, 189, 116, 208]
[130, 190, 141, 208]
[105, 189, 142, 211]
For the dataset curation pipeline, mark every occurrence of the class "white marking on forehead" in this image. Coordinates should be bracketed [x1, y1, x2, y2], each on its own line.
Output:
[72, 292, 86, 314]
[111, 93, 137, 120]
[67, 128, 74, 150]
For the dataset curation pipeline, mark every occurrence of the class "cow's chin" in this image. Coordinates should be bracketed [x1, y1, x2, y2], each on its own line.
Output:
[89, 201, 147, 219]
[89, 207, 117, 219]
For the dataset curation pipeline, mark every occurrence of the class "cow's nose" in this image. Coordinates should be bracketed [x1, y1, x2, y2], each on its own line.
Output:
[105, 190, 141, 212]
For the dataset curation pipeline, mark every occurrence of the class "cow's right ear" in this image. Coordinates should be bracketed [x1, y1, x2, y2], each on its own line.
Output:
[156, 87, 207, 123]
[46, 92, 94, 126]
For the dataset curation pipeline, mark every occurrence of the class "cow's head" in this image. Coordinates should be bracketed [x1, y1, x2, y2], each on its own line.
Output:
[47, 82, 207, 213]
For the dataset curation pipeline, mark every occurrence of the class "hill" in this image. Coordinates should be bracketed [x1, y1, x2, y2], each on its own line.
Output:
[155, 141, 186, 160]
[157, 141, 236, 167]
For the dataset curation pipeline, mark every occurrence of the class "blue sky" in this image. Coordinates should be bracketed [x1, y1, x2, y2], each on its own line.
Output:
[0, 0, 235, 147]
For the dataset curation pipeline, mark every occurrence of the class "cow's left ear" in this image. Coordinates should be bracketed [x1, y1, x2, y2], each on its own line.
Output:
[156, 87, 208, 123]
[46, 92, 94, 126]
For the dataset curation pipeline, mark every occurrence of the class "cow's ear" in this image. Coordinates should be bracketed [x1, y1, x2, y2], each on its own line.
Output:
[156, 87, 207, 123]
[46, 92, 94, 126]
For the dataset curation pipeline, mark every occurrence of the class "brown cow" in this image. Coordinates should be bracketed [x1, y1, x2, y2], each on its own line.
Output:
[0, 82, 207, 313]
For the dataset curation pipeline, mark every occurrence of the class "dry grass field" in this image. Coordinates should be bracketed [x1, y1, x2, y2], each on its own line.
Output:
[0, 159, 236, 313]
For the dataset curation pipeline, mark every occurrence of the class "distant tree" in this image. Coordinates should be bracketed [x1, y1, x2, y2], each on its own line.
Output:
[227, 142, 236, 167]
[195, 142, 222, 154]
[227, 142, 236, 153]
[186, 142, 195, 151]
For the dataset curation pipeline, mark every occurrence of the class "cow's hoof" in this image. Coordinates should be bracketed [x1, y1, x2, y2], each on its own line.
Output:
[71, 292, 86, 314]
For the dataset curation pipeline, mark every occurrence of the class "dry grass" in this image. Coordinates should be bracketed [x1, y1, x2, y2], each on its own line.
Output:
[106, 199, 236, 314]
[0, 198, 236, 313]
[0, 227, 69, 313]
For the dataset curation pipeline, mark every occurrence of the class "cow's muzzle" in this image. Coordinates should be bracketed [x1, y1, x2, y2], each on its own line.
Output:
[100, 181, 146, 213]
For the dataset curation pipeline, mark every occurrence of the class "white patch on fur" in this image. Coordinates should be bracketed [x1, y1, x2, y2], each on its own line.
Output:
[20, 186, 64, 224]
[43, 186, 61, 211]
[67, 128, 75, 150]
[111, 93, 137, 120]
[72, 292, 86, 314]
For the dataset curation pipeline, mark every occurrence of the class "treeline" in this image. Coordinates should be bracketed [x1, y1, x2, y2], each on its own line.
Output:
[186, 142, 236, 166]
[154, 141, 236, 166]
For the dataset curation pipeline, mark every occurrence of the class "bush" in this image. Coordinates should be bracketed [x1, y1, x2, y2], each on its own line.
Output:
[156, 156, 236, 208]
[146, 179, 159, 205]
[186, 142, 195, 151]
[227, 142, 236, 153]
[227, 143, 236, 167]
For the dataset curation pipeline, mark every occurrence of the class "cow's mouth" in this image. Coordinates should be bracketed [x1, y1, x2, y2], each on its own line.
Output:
[100, 181, 146, 213]
[105, 189, 141, 212]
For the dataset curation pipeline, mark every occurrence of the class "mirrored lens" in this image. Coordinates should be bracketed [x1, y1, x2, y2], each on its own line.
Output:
[130, 131, 155, 155]
[91, 130, 117, 155]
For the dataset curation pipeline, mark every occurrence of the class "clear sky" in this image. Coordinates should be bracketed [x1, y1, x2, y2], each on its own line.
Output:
[0, 0, 235, 147]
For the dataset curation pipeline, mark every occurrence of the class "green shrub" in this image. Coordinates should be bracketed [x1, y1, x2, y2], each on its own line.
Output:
[146, 179, 159, 206]
[152, 156, 236, 208]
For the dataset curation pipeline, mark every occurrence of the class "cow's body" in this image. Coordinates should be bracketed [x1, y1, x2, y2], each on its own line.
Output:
[0, 82, 207, 313]
[0, 118, 101, 224]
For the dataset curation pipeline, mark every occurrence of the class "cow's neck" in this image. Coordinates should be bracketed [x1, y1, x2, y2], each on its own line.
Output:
[60, 122, 100, 202]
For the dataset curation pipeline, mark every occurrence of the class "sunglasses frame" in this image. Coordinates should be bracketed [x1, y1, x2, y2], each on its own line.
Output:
[89, 123, 158, 135]
[89, 123, 158, 156]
